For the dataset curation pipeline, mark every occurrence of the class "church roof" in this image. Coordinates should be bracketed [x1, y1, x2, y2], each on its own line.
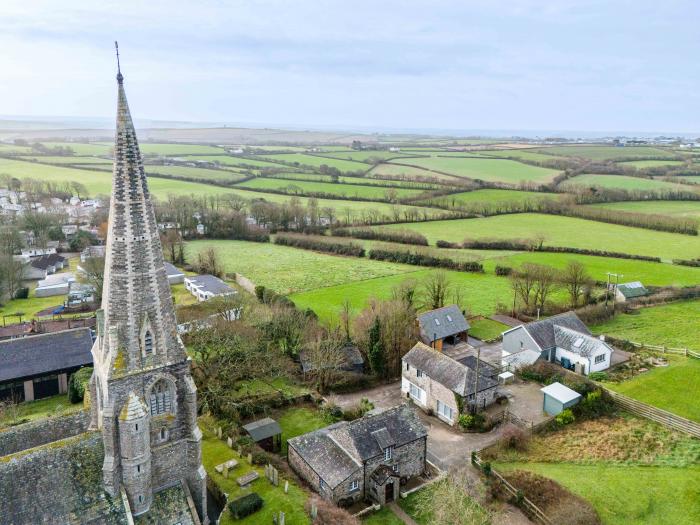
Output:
[119, 392, 148, 421]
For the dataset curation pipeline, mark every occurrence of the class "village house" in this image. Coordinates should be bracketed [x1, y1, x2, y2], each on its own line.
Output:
[502, 311, 614, 376]
[614, 281, 649, 302]
[401, 342, 500, 423]
[417, 304, 470, 351]
[0, 327, 93, 402]
[23, 253, 68, 280]
[184, 274, 236, 301]
[288, 405, 427, 507]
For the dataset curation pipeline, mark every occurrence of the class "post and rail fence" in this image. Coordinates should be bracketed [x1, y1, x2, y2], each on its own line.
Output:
[606, 336, 700, 359]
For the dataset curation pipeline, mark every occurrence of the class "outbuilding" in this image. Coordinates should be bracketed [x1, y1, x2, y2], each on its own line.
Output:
[540, 382, 581, 416]
[417, 305, 470, 351]
[242, 417, 282, 452]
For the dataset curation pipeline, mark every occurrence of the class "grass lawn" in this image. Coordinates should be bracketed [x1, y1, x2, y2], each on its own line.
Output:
[603, 358, 700, 422]
[494, 462, 700, 525]
[468, 318, 508, 341]
[423, 188, 558, 209]
[236, 177, 424, 199]
[185, 240, 418, 294]
[275, 406, 328, 455]
[268, 172, 440, 190]
[201, 432, 311, 525]
[588, 200, 700, 219]
[0, 393, 83, 429]
[591, 300, 700, 350]
[227, 378, 310, 405]
[170, 283, 199, 307]
[532, 145, 676, 161]
[362, 507, 405, 524]
[389, 156, 560, 184]
[479, 149, 567, 163]
[377, 213, 700, 260]
[559, 173, 689, 192]
[257, 153, 369, 173]
[617, 159, 686, 169]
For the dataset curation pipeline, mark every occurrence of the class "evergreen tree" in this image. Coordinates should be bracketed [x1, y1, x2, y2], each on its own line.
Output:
[367, 317, 386, 377]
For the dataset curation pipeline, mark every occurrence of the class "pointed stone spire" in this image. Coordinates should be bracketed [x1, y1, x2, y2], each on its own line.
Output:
[95, 47, 185, 382]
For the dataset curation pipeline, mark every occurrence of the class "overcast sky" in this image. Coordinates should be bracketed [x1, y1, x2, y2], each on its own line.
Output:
[1, 0, 698, 134]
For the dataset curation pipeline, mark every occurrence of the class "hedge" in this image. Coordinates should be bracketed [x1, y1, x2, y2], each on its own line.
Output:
[368, 248, 483, 272]
[228, 493, 263, 519]
[673, 258, 700, 267]
[274, 233, 365, 257]
[332, 227, 429, 246]
[68, 367, 93, 404]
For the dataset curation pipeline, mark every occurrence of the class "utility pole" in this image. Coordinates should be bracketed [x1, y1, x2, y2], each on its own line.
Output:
[606, 272, 623, 311]
[472, 346, 481, 414]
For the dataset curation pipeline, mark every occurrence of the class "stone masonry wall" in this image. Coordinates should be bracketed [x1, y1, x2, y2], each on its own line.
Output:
[0, 409, 90, 457]
[363, 437, 426, 494]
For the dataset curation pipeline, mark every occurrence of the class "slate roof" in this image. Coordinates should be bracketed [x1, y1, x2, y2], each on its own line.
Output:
[31, 254, 66, 270]
[242, 417, 282, 442]
[418, 305, 470, 341]
[370, 464, 398, 485]
[502, 349, 541, 369]
[510, 311, 591, 351]
[288, 405, 427, 489]
[553, 325, 612, 358]
[403, 342, 498, 395]
[163, 262, 184, 278]
[186, 274, 234, 295]
[617, 281, 649, 299]
[299, 342, 364, 373]
[0, 327, 93, 382]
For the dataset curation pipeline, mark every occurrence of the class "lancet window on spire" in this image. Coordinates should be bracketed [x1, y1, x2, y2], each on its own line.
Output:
[144, 330, 153, 355]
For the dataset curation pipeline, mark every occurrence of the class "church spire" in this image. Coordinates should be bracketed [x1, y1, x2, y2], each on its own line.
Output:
[115, 41, 123, 84]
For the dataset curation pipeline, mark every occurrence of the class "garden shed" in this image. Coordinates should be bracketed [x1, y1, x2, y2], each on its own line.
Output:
[242, 417, 282, 452]
[540, 382, 581, 416]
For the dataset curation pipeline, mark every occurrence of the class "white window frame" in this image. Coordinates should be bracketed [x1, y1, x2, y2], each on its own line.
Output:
[594, 354, 606, 364]
[385, 446, 393, 461]
[350, 479, 359, 491]
[436, 400, 454, 422]
[408, 382, 425, 404]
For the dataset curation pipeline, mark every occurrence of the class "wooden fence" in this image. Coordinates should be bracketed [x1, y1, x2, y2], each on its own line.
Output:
[609, 337, 700, 359]
[602, 388, 700, 438]
[471, 453, 553, 525]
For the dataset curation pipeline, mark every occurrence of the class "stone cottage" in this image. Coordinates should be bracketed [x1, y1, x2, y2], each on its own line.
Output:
[288, 405, 427, 507]
[401, 342, 499, 423]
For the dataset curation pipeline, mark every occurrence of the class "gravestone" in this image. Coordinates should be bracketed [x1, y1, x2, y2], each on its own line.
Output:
[227, 436, 233, 448]
[217, 427, 222, 439]
[222, 463, 229, 479]
[284, 480, 289, 494]
[279, 511, 285, 525]
[247, 453, 253, 464]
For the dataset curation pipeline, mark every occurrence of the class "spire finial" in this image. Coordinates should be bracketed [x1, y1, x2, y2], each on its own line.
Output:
[115, 41, 123, 83]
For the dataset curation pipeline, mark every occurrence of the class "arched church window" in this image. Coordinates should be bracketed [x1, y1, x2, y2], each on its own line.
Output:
[144, 330, 154, 355]
[149, 379, 172, 416]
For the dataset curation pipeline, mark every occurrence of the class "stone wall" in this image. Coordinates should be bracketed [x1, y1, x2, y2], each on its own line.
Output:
[0, 409, 90, 457]
[288, 443, 322, 493]
[363, 437, 426, 492]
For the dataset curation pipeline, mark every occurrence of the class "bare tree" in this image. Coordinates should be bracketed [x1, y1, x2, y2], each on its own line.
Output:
[78, 256, 105, 303]
[532, 264, 559, 314]
[561, 260, 592, 307]
[510, 263, 538, 313]
[0, 255, 26, 300]
[339, 298, 352, 342]
[195, 248, 223, 277]
[422, 271, 451, 310]
[304, 328, 347, 392]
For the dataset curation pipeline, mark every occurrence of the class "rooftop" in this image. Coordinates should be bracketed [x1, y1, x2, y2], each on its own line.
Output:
[417, 305, 470, 341]
[185, 274, 234, 295]
[505, 311, 590, 351]
[242, 417, 281, 442]
[540, 382, 582, 404]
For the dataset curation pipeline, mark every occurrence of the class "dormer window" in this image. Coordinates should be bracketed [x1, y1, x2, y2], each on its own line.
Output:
[144, 330, 154, 355]
[384, 446, 393, 461]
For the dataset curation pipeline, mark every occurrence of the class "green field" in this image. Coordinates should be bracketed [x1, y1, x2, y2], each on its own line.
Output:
[617, 159, 686, 169]
[592, 300, 700, 351]
[495, 462, 700, 525]
[18, 155, 111, 164]
[236, 177, 424, 199]
[257, 153, 369, 173]
[532, 145, 676, 161]
[290, 268, 514, 323]
[560, 173, 689, 192]
[479, 149, 567, 163]
[377, 213, 700, 260]
[605, 357, 700, 422]
[187, 155, 283, 169]
[316, 150, 417, 163]
[388, 156, 560, 184]
[424, 188, 558, 209]
[0, 143, 33, 154]
[368, 162, 460, 182]
[38, 142, 113, 155]
[146, 165, 249, 182]
[139, 143, 226, 155]
[184, 240, 417, 294]
[589, 200, 700, 219]
[268, 171, 440, 189]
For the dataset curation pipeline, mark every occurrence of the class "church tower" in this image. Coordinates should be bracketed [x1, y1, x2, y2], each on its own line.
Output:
[89, 44, 207, 522]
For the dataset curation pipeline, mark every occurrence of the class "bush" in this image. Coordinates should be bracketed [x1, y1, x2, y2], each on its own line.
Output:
[574, 389, 615, 419]
[458, 412, 485, 430]
[333, 227, 428, 246]
[588, 371, 608, 381]
[228, 493, 263, 519]
[68, 367, 93, 404]
[555, 409, 575, 426]
[501, 424, 529, 451]
[320, 402, 343, 423]
[274, 233, 365, 257]
[517, 362, 564, 384]
[13, 287, 29, 299]
[305, 495, 360, 524]
[251, 451, 269, 465]
[342, 398, 374, 421]
[368, 248, 483, 272]
[495, 265, 512, 276]
[254, 285, 265, 302]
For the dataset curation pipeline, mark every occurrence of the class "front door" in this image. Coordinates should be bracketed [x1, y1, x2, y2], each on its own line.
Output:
[385, 482, 394, 503]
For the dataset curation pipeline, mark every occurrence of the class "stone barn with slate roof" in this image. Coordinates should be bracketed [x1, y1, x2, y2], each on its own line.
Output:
[402, 342, 499, 423]
[417, 304, 470, 351]
[287, 405, 427, 506]
[0, 327, 93, 402]
[502, 311, 613, 375]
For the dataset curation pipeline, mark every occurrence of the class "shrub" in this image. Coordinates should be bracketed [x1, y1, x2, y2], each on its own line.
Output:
[228, 493, 263, 519]
[68, 367, 93, 404]
[458, 412, 485, 430]
[251, 451, 269, 465]
[13, 287, 29, 299]
[274, 233, 365, 257]
[320, 402, 343, 423]
[495, 265, 512, 276]
[555, 409, 575, 426]
[575, 389, 615, 419]
[368, 248, 483, 272]
[588, 371, 608, 381]
[333, 227, 428, 246]
[342, 398, 375, 421]
[305, 495, 360, 524]
[501, 424, 529, 451]
[517, 362, 564, 384]
[254, 285, 265, 302]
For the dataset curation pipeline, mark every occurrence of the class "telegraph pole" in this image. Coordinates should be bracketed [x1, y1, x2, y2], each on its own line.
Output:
[605, 272, 623, 311]
[472, 346, 481, 414]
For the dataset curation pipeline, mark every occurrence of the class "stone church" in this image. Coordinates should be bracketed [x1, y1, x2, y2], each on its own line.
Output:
[0, 55, 208, 525]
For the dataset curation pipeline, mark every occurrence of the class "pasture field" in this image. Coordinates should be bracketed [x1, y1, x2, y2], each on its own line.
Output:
[236, 177, 424, 199]
[617, 159, 686, 169]
[0, 143, 33, 154]
[368, 162, 460, 182]
[268, 171, 441, 189]
[315, 150, 417, 163]
[532, 145, 676, 160]
[592, 300, 700, 351]
[184, 240, 417, 294]
[17, 155, 111, 164]
[290, 268, 514, 323]
[389, 156, 560, 184]
[378, 213, 700, 260]
[479, 149, 566, 163]
[605, 357, 700, 422]
[138, 143, 226, 155]
[145, 165, 249, 182]
[186, 155, 283, 169]
[559, 173, 689, 191]
[675, 176, 700, 184]
[257, 153, 369, 173]
[494, 462, 700, 525]
[588, 200, 700, 219]
[423, 188, 559, 209]
[38, 141, 112, 155]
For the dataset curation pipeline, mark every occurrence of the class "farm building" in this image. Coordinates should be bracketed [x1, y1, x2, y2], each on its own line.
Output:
[541, 382, 581, 416]
[242, 417, 282, 452]
[614, 281, 649, 302]
[417, 304, 470, 351]
[163, 262, 185, 284]
[288, 405, 427, 507]
[502, 312, 614, 375]
[401, 342, 499, 422]
[0, 327, 93, 402]
[184, 274, 236, 301]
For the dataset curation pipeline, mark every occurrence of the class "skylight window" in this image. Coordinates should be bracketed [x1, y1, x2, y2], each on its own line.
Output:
[446, 315, 453, 322]
[573, 338, 584, 348]
[434, 319, 440, 326]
